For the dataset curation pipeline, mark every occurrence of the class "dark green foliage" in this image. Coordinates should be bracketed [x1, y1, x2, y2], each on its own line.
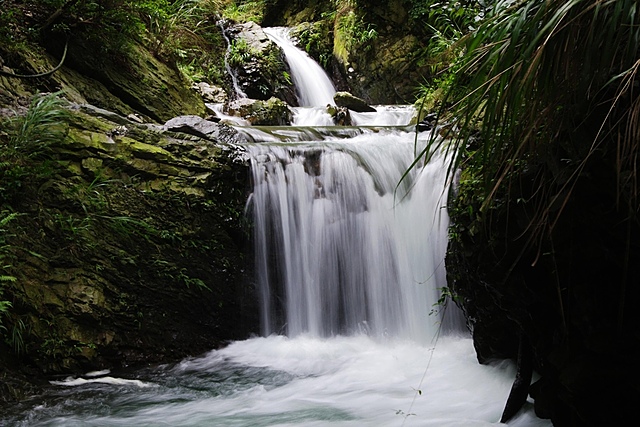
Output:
[222, 0, 267, 22]
[0, 212, 18, 334]
[409, 0, 485, 38]
[295, 22, 333, 68]
[424, 0, 640, 243]
[0, 93, 68, 203]
[439, 3, 640, 422]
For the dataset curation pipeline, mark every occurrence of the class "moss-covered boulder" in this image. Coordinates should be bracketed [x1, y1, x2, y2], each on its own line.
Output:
[334, 91, 375, 112]
[227, 97, 293, 125]
[1, 36, 205, 122]
[59, 39, 205, 122]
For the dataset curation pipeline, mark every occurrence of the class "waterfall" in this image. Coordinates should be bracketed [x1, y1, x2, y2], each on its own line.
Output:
[264, 27, 336, 107]
[218, 20, 248, 99]
[5, 25, 550, 427]
[249, 27, 454, 341]
[248, 132, 452, 342]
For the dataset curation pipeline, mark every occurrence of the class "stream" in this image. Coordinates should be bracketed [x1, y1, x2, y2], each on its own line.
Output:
[1, 28, 552, 427]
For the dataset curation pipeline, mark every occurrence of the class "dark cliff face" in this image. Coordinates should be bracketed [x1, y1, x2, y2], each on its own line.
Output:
[447, 142, 640, 426]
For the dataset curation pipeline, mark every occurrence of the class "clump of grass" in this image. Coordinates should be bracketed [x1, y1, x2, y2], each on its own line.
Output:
[0, 212, 18, 336]
[0, 92, 69, 201]
[1, 92, 68, 157]
[420, 0, 640, 243]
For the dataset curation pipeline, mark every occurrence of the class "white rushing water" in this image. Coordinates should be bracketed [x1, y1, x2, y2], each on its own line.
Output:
[264, 27, 336, 107]
[1, 27, 552, 427]
[249, 130, 452, 341]
[218, 21, 248, 99]
[5, 335, 548, 427]
[350, 105, 418, 126]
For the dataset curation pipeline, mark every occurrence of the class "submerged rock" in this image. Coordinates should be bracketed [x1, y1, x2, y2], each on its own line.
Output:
[327, 105, 352, 125]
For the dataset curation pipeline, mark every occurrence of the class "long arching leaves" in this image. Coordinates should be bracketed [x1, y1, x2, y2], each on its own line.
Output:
[418, 0, 640, 248]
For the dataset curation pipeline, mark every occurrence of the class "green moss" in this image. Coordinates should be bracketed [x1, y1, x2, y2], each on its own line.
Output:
[292, 21, 333, 69]
[223, 1, 267, 23]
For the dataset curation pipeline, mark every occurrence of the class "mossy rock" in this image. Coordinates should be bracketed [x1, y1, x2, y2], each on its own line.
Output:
[227, 97, 293, 125]
[227, 22, 296, 105]
[0, 106, 256, 392]
[57, 38, 205, 122]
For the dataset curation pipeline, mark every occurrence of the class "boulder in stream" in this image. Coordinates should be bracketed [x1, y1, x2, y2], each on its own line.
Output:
[333, 91, 376, 113]
[227, 97, 293, 125]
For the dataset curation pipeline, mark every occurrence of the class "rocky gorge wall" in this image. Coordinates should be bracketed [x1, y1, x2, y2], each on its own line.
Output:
[446, 139, 640, 425]
[1, 34, 257, 403]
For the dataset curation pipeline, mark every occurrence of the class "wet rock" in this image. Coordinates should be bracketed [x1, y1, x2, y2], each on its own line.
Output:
[59, 38, 205, 121]
[194, 82, 227, 103]
[333, 91, 376, 113]
[327, 105, 351, 125]
[417, 112, 437, 131]
[225, 21, 297, 105]
[227, 97, 293, 125]
[164, 115, 227, 140]
[0, 106, 256, 387]
[72, 104, 133, 125]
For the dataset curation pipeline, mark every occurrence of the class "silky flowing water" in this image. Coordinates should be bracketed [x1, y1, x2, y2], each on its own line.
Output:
[1, 28, 552, 427]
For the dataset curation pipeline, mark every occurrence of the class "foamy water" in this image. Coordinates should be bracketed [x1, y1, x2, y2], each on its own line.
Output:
[5, 335, 549, 427]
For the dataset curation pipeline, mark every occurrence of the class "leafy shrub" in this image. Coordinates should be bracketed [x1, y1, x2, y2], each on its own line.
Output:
[222, 0, 267, 23]
[0, 92, 68, 202]
[0, 212, 18, 335]
[337, 9, 377, 52]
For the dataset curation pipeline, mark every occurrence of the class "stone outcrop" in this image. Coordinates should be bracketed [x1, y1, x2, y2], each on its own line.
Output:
[164, 115, 235, 141]
[0, 37, 257, 404]
[333, 91, 375, 112]
[1, 37, 205, 122]
[225, 21, 297, 105]
[1, 106, 256, 400]
[227, 97, 293, 125]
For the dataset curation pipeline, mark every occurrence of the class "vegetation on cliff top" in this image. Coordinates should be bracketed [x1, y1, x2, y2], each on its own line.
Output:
[435, 1, 640, 424]
[430, 0, 640, 257]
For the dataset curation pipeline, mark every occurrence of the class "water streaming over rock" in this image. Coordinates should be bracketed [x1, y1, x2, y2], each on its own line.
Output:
[248, 131, 452, 341]
[218, 21, 248, 99]
[264, 27, 336, 107]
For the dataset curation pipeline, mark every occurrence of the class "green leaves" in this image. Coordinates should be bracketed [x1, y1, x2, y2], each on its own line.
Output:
[1, 92, 68, 202]
[1, 211, 18, 333]
[422, 0, 640, 241]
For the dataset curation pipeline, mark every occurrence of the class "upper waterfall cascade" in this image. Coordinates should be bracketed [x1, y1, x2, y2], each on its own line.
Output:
[264, 27, 336, 107]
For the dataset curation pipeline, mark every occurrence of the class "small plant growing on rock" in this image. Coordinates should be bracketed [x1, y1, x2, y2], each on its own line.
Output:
[0, 92, 68, 202]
